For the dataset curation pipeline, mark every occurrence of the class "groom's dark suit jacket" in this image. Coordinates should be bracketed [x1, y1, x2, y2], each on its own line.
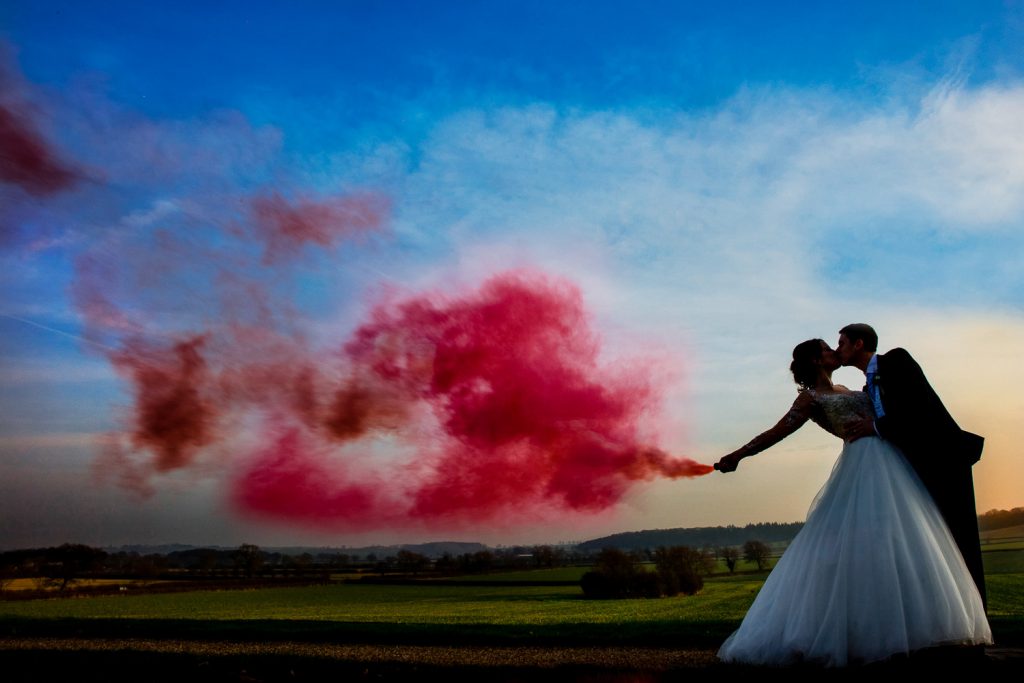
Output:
[871, 348, 986, 607]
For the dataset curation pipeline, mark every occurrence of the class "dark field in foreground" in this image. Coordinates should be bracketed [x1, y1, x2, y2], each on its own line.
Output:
[2, 570, 1022, 680]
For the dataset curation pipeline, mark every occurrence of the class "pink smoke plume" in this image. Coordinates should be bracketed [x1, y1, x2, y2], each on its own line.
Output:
[84, 249, 709, 529]
[0, 41, 83, 245]
[0, 104, 80, 196]
[76, 183, 390, 489]
[109, 335, 217, 472]
[316, 273, 712, 522]
[250, 190, 389, 264]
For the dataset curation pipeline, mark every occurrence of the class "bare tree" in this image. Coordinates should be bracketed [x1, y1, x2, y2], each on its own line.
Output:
[233, 543, 264, 578]
[720, 546, 740, 574]
[197, 549, 219, 574]
[742, 540, 772, 571]
[396, 550, 430, 575]
[533, 545, 557, 568]
[49, 544, 107, 591]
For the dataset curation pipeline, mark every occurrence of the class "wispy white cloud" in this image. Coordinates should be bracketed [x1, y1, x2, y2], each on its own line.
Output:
[386, 78, 1024, 318]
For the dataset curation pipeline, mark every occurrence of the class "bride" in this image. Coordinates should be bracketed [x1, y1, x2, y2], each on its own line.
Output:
[713, 339, 991, 666]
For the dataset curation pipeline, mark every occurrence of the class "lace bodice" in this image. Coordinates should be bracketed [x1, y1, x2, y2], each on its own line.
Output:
[733, 388, 875, 458]
[807, 390, 874, 440]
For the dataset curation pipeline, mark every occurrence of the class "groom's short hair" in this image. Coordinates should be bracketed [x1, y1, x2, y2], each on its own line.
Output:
[839, 323, 878, 352]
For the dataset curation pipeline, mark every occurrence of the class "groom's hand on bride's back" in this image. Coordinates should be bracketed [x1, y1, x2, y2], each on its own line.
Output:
[844, 417, 876, 442]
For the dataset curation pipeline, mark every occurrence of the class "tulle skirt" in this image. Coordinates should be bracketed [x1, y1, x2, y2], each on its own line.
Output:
[717, 436, 991, 667]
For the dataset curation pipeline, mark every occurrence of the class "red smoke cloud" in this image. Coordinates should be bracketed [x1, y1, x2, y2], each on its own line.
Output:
[0, 45, 79, 198]
[232, 271, 710, 529]
[0, 43, 82, 246]
[109, 335, 217, 472]
[250, 191, 389, 263]
[0, 104, 79, 196]
[75, 182, 393, 498]
[86, 249, 709, 530]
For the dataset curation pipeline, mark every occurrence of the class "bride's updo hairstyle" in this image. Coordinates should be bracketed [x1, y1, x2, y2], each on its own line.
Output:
[790, 339, 825, 390]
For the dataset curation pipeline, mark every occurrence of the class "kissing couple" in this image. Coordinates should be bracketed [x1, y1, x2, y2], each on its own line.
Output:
[713, 323, 991, 666]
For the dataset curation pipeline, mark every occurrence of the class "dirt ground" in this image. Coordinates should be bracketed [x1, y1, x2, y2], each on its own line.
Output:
[2, 637, 1022, 682]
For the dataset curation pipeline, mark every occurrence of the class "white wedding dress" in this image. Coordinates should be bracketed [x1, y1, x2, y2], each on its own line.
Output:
[717, 390, 991, 667]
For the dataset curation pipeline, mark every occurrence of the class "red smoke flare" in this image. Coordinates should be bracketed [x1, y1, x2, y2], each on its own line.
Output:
[0, 42, 83, 246]
[75, 180, 393, 494]
[0, 104, 79, 196]
[231, 271, 711, 529]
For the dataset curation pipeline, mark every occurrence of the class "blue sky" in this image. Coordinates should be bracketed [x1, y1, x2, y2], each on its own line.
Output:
[1, 1, 1023, 548]
[11, 2, 1021, 134]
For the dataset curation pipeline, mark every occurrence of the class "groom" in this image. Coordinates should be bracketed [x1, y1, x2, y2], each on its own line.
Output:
[836, 323, 986, 608]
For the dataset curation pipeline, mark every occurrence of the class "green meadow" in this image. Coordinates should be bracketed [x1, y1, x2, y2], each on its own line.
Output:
[0, 578, 754, 647]
[1, 543, 1020, 650]
[2, 549, 1021, 683]
[2, 562, 1021, 648]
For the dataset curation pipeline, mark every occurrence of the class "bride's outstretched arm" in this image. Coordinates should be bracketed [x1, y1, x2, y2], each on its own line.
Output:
[715, 391, 814, 472]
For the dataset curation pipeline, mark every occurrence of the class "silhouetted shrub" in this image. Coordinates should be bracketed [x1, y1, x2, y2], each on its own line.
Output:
[580, 547, 697, 599]
[653, 545, 705, 596]
[632, 569, 662, 598]
[580, 570, 617, 598]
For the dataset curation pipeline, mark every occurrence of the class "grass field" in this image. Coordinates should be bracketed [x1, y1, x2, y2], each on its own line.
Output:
[0, 535, 1019, 683]
[0, 577, 760, 648]
[1, 545, 1020, 664]
[0, 578, 758, 629]
[2, 569, 1021, 646]
[432, 561, 774, 581]
[2, 567, 1021, 681]
[983, 549, 1024, 574]
[981, 524, 1024, 541]
[436, 566, 590, 582]
[983, 540, 1024, 551]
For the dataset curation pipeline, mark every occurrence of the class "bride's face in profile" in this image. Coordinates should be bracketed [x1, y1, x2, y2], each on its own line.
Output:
[818, 341, 841, 372]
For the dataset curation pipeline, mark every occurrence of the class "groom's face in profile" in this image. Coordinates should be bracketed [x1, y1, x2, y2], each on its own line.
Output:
[836, 333, 859, 366]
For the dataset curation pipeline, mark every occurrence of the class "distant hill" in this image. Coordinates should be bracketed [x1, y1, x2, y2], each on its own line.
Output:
[78, 507, 1021, 559]
[106, 541, 487, 559]
[576, 522, 805, 552]
[104, 543, 203, 555]
[980, 524, 1024, 542]
[576, 506, 1024, 553]
[328, 541, 488, 559]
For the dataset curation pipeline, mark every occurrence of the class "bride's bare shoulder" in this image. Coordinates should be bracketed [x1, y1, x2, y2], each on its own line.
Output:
[791, 388, 817, 408]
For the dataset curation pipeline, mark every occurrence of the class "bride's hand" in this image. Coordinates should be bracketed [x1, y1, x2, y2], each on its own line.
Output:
[715, 453, 742, 473]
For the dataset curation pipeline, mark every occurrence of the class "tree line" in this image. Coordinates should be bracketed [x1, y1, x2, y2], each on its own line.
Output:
[0, 543, 583, 592]
[978, 507, 1024, 532]
[580, 540, 774, 599]
[1, 538, 778, 596]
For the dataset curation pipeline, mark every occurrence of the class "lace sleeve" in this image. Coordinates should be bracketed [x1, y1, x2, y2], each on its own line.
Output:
[732, 390, 814, 459]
